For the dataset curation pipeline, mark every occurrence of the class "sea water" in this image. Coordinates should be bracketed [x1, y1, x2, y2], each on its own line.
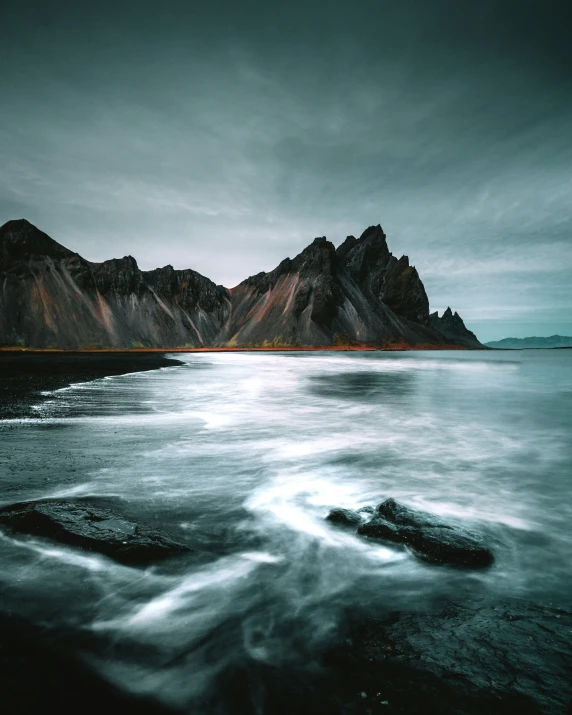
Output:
[0, 350, 570, 709]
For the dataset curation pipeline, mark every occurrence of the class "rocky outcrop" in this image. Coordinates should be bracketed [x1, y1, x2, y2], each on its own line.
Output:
[0, 498, 191, 565]
[327, 498, 493, 568]
[430, 307, 482, 348]
[337, 225, 430, 325]
[0, 218, 483, 349]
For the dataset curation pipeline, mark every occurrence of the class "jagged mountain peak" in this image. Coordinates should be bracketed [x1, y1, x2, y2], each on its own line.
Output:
[359, 224, 387, 242]
[0, 218, 74, 263]
[429, 307, 482, 348]
[1, 218, 34, 232]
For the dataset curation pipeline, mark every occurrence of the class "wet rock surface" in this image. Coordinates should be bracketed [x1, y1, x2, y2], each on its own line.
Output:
[2, 598, 571, 715]
[325, 599, 572, 714]
[0, 498, 192, 565]
[171, 599, 572, 714]
[328, 498, 494, 568]
[325, 507, 366, 528]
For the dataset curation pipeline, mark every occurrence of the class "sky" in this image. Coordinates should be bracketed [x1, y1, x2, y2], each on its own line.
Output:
[1, 0, 571, 342]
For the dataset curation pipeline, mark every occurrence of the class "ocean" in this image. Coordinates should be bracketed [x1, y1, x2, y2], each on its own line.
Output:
[1, 350, 571, 711]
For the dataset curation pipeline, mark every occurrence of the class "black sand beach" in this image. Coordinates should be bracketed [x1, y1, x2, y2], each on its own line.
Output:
[0, 352, 184, 419]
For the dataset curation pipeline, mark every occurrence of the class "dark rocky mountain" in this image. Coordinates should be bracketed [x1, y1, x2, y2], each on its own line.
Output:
[0, 219, 230, 349]
[0, 218, 483, 349]
[226, 226, 469, 347]
[430, 307, 482, 348]
[485, 335, 572, 349]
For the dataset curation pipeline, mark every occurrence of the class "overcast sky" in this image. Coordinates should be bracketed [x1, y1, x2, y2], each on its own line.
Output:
[1, 0, 571, 341]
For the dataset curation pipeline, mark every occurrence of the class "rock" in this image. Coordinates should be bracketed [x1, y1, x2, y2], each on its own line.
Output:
[358, 499, 493, 568]
[328, 599, 572, 714]
[357, 517, 403, 543]
[325, 508, 365, 528]
[0, 499, 192, 566]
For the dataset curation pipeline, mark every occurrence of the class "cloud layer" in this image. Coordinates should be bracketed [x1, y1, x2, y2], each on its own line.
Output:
[1, 0, 571, 341]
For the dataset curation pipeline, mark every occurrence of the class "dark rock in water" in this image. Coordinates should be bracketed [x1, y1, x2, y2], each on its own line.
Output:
[325, 508, 364, 528]
[328, 599, 572, 715]
[351, 498, 494, 568]
[0, 499, 191, 566]
[377, 497, 445, 527]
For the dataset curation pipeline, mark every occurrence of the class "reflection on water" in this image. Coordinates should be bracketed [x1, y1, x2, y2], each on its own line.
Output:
[309, 370, 415, 400]
[0, 350, 571, 710]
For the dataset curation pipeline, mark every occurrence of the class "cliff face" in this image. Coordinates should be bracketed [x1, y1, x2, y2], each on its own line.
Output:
[429, 307, 482, 348]
[336, 225, 430, 326]
[0, 218, 483, 349]
[0, 219, 230, 349]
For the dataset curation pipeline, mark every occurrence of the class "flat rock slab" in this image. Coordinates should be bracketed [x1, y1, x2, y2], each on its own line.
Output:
[328, 599, 572, 714]
[327, 498, 493, 568]
[0, 499, 191, 566]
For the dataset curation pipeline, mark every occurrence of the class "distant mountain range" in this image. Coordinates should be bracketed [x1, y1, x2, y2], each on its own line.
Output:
[485, 336, 572, 349]
[0, 219, 483, 350]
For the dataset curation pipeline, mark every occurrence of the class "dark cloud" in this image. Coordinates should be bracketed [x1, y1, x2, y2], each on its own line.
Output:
[1, 0, 571, 341]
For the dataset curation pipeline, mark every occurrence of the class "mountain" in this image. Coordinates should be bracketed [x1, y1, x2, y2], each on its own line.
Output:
[0, 219, 230, 349]
[226, 227, 441, 347]
[485, 336, 572, 349]
[429, 307, 482, 348]
[0, 219, 483, 349]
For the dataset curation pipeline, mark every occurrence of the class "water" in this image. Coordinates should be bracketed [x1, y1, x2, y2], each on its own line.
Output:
[1, 350, 571, 710]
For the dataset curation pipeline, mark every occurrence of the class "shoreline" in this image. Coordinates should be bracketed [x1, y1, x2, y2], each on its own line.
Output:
[0, 352, 184, 420]
[0, 344, 484, 353]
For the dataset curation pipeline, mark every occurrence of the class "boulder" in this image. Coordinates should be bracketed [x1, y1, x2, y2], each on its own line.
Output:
[326, 498, 493, 568]
[0, 499, 191, 566]
[325, 508, 364, 528]
[358, 498, 493, 568]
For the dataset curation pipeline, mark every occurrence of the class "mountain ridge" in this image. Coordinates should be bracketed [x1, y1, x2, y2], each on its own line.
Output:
[0, 219, 484, 350]
[485, 335, 572, 349]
